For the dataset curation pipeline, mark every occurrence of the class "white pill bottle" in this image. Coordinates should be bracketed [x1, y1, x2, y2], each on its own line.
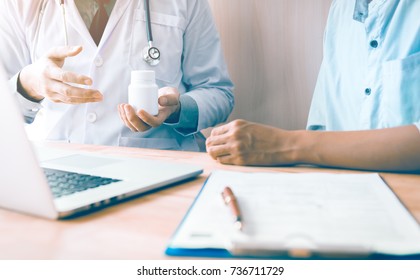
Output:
[128, 70, 158, 115]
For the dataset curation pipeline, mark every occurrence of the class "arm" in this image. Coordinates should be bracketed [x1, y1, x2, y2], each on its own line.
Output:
[180, 0, 234, 132]
[206, 120, 420, 172]
[0, 1, 38, 122]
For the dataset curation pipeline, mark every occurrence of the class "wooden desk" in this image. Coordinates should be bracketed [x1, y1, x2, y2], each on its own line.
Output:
[1, 143, 419, 259]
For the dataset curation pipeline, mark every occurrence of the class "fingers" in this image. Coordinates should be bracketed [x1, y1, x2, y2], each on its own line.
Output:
[118, 104, 151, 132]
[210, 123, 232, 137]
[208, 147, 248, 166]
[215, 155, 237, 165]
[118, 104, 137, 132]
[206, 120, 252, 166]
[206, 124, 234, 150]
[48, 66, 93, 85]
[118, 104, 172, 131]
[47, 81, 103, 103]
[206, 134, 227, 147]
[46, 46, 83, 61]
[138, 110, 166, 127]
[158, 87, 180, 109]
[45, 46, 91, 84]
[207, 145, 246, 166]
[206, 144, 231, 159]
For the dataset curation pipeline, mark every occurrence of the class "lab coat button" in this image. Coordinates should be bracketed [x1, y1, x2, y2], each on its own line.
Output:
[87, 113, 97, 123]
[94, 56, 103, 67]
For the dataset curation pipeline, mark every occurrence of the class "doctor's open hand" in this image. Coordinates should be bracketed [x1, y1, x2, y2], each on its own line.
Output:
[206, 119, 301, 166]
[19, 46, 103, 104]
[118, 87, 181, 132]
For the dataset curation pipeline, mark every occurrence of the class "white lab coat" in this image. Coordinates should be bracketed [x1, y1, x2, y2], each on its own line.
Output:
[0, 0, 234, 151]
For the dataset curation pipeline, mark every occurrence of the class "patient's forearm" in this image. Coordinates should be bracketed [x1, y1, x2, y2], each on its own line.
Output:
[296, 125, 420, 172]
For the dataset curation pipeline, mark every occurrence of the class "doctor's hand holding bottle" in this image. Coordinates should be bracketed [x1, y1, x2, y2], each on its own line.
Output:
[18, 46, 103, 104]
[118, 87, 181, 132]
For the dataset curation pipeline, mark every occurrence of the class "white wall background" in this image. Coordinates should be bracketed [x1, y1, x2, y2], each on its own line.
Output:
[208, 0, 332, 130]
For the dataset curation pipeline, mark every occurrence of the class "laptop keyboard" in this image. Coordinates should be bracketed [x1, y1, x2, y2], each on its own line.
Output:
[43, 168, 121, 198]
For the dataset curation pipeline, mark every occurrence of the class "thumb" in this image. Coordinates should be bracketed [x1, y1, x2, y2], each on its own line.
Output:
[158, 94, 179, 107]
[46, 46, 83, 60]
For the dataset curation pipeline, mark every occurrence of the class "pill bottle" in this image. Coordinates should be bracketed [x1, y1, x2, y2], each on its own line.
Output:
[128, 70, 158, 115]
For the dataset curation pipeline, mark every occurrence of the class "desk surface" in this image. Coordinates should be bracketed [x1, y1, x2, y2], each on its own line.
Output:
[1, 142, 420, 259]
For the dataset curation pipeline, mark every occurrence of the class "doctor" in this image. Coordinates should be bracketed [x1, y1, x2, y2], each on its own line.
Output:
[0, 0, 234, 151]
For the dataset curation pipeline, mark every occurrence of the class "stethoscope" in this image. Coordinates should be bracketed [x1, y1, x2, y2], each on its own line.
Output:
[142, 0, 161, 66]
[58, 0, 160, 66]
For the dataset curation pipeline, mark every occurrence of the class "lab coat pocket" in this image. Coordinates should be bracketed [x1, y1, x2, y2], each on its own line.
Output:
[129, 9, 186, 85]
[118, 137, 180, 150]
[381, 52, 420, 127]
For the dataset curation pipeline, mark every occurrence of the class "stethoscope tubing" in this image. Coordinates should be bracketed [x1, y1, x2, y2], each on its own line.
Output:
[144, 0, 153, 44]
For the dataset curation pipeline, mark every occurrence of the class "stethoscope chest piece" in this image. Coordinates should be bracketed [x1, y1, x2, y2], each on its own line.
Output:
[143, 45, 160, 66]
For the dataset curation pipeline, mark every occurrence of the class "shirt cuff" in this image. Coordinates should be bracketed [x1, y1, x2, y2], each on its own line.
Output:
[415, 121, 420, 133]
[164, 95, 198, 136]
[9, 72, 43, 124]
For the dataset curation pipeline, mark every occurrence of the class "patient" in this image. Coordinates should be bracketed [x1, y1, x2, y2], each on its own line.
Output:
[206, 0, 420, 172]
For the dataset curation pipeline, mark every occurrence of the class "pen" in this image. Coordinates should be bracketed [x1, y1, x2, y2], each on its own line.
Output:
[221, 186, 243, 231]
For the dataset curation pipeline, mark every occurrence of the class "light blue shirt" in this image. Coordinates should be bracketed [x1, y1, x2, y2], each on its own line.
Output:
[307, 0, 420, 133]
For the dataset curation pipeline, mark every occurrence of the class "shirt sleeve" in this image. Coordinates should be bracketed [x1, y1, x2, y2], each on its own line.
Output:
[164, 95, 198, 135]
[9, 73, 43, 124]
[307, 59, 328, 131]
[177, 0, 234, 135]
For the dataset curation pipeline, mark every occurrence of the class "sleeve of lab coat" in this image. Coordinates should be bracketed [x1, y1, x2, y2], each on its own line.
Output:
[0, 1, 42, 123]
[170, 0, 234, 135]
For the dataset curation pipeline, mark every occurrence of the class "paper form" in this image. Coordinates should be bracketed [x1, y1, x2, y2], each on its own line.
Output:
[168, 170, 420, 256]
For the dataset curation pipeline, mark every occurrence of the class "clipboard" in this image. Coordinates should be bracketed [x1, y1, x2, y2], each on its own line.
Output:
[165, 170, 420, 259]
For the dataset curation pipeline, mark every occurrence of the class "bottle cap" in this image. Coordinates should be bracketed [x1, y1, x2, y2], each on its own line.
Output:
[131, 70, 155, 83]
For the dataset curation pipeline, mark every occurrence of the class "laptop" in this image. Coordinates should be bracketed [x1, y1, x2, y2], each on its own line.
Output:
[0, 66, 203, 219]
